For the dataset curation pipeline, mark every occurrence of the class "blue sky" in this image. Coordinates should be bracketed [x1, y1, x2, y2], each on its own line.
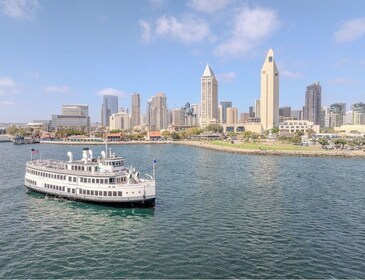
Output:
[0, 0, 365, 123]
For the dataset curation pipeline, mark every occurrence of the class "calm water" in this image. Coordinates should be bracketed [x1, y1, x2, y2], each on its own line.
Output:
[0, 143, 364, 279]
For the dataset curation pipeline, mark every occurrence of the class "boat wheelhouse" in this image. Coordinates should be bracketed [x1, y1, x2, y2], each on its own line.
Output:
[24, 148, 156, 207]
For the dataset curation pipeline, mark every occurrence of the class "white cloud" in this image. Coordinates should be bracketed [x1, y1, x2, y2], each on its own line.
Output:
[335, 17, 365, 43]
[139, 20, 152, 43]
[44, 86, 69, 93]
[281, 70, 302, 79]
[0, 76, 21, 95]
[216, 71, 237, 82]
[97, 88, 127, 97]
[188, 0, 230, 13]
[140, 15, 214, 44]
[150, 0, 165, 8]
[214, 6, 280, 56]
[0, 0, 39, 20]
[0, 101, 15, 106]
[155, 15, 214, 43]
[329, 78, 356, 85]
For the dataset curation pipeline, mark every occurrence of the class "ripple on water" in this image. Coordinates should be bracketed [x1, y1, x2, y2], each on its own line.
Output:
[0, 144, 364, 278]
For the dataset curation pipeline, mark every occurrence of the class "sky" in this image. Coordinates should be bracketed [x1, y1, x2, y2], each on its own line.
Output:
[0, 0, 365, 123]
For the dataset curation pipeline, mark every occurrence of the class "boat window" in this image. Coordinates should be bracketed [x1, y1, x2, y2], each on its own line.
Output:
[91, 190, 94, 195]
[62, 187, 65, 191]
[72, 189, 75, 194]
[118, 191, 122, 196]
[108, 191, 112, 196]
[92, 179, 95, 183]
[68, 177, 72, 182]
[73, 177, 76, 182]
[113, 191, 117, 196]
[87, 190, 90, 195]
[88, 178, 91, 183]
[96, 179, 99, 184]
[94, 191, 98, 196]
[103, 191, 107, 196]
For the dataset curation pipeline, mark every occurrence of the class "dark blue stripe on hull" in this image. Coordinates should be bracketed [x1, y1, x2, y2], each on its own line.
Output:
[25, 186, 155, 208]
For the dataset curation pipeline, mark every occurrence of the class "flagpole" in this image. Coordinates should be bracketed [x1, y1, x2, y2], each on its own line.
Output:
[30, 149, 33, 161]
[153, 159, 156, 180]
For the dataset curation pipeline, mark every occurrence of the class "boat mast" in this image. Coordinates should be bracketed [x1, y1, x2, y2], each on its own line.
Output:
[105, 128, 108, 158]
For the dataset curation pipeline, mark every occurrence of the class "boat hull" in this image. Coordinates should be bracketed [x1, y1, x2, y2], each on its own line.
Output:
[25, 184, 155, 208]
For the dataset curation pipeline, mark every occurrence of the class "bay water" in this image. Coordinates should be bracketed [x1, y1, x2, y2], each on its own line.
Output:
[0, 143, 364, 278]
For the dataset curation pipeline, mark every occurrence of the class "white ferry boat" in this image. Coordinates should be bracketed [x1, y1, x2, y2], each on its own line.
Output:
[24, 147, 156, 207]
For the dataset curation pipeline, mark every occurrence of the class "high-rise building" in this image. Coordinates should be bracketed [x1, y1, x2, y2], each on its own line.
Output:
[220, 101, 232, 124]
[255, 99, 261, 119]
[171, 108, 185, 127]
[148, 92, 168, 131]
[329, 103, 346, 127]
[352, 102, 365, 125]
[200, 64, 218, 127]
[51, 104, 90, 131]
[249, 106, 255, 118]
[303, 81, 321, 125]
[109, 111, 130, 130]
[226, 107, 238, 125]
[240, 113, 250, 123]
[131, 93, 141, 128]
[101, 95, 118, 127]
[279, 107, 291, 118]
[260, 49, 279, 131]
[291, 110, 302, 120]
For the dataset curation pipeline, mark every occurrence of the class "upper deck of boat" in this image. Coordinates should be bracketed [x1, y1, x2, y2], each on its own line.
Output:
[26, 159, 127, 177]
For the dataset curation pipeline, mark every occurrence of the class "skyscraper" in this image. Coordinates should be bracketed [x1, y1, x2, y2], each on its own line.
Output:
[226, 107, 238, 125]
[220, 101, 232, 124]
[304, 81, 321, 125]
[101, 95, 118, 127]
[131, 93, 141, 128]
[260, 49, 279, 131]
[148, 92, 168, 131]
[200, 64, 218, 127]
[330, 103, 346, 127]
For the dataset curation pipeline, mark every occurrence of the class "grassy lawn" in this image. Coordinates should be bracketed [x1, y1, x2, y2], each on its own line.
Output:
[210, 140, 323, 151]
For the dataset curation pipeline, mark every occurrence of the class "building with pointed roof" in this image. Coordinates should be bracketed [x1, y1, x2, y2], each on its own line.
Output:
[260, 49, 279, 131]
[200, 64, 218, 127]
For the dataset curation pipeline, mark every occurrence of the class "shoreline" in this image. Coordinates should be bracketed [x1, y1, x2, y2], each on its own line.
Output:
[40, 140, 365, 158]
[174, 141, 365, 159]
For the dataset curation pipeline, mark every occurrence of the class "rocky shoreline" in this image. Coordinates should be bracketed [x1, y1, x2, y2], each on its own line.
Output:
[175, 141, 365, 159]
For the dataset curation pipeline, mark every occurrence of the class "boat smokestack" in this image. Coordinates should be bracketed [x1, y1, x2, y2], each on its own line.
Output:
[67, 151, 73, 163]
[82, 148, 89, 163]
[89, 149, 93, 161]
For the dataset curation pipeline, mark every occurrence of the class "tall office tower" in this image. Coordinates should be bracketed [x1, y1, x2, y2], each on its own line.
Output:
[260, 49, 279, 131]
[255, 99, 261, 119]
[148, 92, 168, 131]
[171, 108, 185, 127]
[131, 93, 141, 128]
[240, 113, 250, 123]
[352, 102, 365, 125]
[279, 107, 291, 118]
[220, 101, 232, 124]
[226, 107, 238, 125]
[200, 64, 218, 127]
[303, 81, 321, 125]
[101, 95, 118, 127]
[52, 104, 90, 131]
[249, 106, 255, 118]
[330, 103, 346, 127]
[190, 104, 200, 126]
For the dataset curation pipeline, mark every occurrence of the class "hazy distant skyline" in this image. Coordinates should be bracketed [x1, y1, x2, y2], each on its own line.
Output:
[0, 0, 365, 122]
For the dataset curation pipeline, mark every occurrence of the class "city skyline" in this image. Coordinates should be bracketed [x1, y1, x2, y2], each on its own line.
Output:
[1, 0, 365, 122]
